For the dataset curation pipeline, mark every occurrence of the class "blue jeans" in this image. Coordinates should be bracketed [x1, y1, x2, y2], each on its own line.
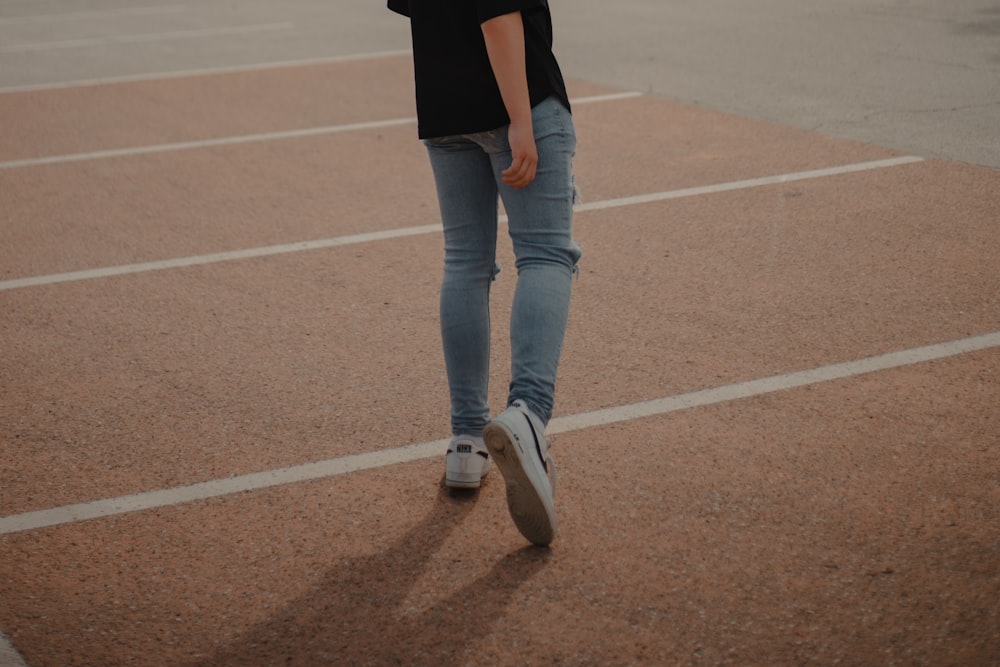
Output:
[424, 97, 581, 436]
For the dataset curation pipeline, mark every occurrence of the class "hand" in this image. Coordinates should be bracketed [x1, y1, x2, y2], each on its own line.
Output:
[502, 119, 538, 189]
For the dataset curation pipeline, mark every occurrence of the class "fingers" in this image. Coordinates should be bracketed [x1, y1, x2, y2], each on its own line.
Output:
[502, 154, 537, 189]
[502, 121, 537, 189]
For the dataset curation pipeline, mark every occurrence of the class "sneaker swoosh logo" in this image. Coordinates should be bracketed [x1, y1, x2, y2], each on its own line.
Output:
[522, 413, 547, 473]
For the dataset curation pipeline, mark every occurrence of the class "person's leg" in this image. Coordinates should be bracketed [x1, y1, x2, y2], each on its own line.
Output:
[424, 135, 501, 438]
[480, 98, 578, 544]
[491, 98, 581, 425]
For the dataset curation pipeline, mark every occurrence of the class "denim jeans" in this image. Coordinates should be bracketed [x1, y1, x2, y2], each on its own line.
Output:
[424, 97, 581, 436]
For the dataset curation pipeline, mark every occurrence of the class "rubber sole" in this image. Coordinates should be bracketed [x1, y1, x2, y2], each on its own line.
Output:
[483, 420, 557, 546]
[444, 473, 484, 490]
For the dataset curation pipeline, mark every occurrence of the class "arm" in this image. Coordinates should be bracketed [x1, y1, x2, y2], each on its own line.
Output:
[481, 11, 536, 189]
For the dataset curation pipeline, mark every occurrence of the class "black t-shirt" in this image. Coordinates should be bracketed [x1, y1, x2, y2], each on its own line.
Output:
[388, 0, 571, 138]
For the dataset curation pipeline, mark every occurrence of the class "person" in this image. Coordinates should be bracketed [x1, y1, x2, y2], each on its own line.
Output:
[388, 0, 580, 547]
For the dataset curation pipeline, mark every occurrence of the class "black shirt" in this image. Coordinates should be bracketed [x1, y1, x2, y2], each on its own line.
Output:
[388, 0, 571, 139]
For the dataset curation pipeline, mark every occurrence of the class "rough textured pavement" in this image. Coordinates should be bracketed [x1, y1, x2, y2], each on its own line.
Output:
[1, 2, 998, 665]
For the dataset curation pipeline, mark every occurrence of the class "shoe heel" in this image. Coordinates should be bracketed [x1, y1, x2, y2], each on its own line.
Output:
[483, 424, 507, 455]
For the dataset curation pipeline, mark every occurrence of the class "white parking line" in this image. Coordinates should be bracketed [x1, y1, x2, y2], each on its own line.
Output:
[0, 22, 293, 53]
[0, 50, 413, 94]
[1, 330, 995, 536]
[0, 629, 28, 667]
[0, 92, 641, 170]
[0, 155, 923, 292]
[0, 224, 443, 291]
[573, 156, 925, 213]
[0, 5, 184, 25]
[0, 117, 419, 170]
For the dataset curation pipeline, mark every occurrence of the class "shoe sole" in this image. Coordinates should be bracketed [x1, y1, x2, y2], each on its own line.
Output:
[445, 473, 484, 490]
[483, 420, 556, 546]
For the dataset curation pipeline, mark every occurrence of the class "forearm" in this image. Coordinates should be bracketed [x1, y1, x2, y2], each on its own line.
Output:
[481, 11, 537, 188]
[481, 11, 532, 127]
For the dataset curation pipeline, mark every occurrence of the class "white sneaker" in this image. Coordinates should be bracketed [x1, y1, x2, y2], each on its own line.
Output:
[445, 435, 491, 489]
[483, 400, 557, 546]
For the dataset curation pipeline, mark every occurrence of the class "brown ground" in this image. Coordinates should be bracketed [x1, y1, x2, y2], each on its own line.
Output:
[1, 54, 997, 666]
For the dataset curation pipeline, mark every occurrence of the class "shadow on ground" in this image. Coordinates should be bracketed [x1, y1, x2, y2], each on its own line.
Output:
[183, 485, 549, 666]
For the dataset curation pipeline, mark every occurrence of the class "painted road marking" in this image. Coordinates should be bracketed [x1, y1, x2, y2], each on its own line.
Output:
[0, 92, 641, 170]
[0, 51, 414, 95]
[574, 156, 926, 213]
[0, 22, 293, 53]
[0, 117, 419, 170]
[0, 5, 184, 25]
[0, 225, 444, 291]
[0, 629, 28, 667]
[0, 156, 923, 292]
[1, 331, 996, 537]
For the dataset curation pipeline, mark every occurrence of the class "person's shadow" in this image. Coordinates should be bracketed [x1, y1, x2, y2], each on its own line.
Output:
[186, 483, 551, 666]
